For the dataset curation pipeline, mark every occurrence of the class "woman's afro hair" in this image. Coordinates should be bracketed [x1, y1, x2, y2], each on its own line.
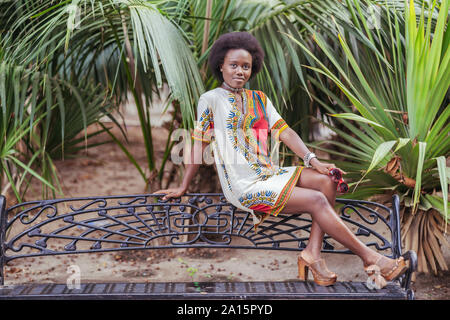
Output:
[208, 32, 265, 82]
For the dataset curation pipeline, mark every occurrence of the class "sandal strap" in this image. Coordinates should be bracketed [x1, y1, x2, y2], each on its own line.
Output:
[364, 256, 404, 278]
[309, 259, 337, 279]
[382, 257, 400, 278]
[299, 253, 337, 280]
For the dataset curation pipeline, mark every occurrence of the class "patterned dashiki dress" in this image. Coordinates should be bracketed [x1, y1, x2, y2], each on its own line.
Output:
[192, 87, 304, 228]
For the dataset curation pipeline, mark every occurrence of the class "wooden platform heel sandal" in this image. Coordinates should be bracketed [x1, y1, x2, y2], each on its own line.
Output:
[297, 252, 337, 286]
[365, 256, 408, 289]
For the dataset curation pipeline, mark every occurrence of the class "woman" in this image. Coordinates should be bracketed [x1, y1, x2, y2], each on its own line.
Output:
[155, 32, 407, 287]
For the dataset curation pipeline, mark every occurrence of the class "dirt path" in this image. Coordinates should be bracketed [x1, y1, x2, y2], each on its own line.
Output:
[4, 124, 449, 300]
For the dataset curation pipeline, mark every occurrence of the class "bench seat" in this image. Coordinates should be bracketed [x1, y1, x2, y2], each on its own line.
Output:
[0, 280, 411, 300]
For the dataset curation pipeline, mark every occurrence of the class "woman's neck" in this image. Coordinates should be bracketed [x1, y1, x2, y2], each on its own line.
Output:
[221, 81, 243, 94]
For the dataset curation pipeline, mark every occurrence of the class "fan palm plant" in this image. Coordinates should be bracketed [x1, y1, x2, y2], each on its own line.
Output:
[1, 0, 206, 194]
[288, 0, 449, 273]
[0, 51, 119, 199]
[1, 1, 365, 185]
[2, 0, 353, 193]
[162, 0, 378, 154]
[0, 61, 57, 201]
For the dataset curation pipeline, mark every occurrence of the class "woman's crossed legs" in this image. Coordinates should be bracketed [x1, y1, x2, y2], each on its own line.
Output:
[283, 168, 386, 269]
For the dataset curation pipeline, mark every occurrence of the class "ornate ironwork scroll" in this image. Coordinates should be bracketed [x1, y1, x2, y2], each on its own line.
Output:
[0, 194, 399, 268]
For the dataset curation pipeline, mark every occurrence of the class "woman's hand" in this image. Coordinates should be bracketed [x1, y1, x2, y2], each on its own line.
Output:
[153, 186, 187, 201]
[279, 129, 347, 176]
[310, 158, 346, 175]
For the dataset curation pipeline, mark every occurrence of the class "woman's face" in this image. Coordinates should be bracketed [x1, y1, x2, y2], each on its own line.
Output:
[221, 49, 252, 88]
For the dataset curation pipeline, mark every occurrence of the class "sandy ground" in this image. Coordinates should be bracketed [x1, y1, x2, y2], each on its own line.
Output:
[3, 124, 449, 300]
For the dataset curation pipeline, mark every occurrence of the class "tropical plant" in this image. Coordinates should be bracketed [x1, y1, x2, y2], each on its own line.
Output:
[0, 61, 57, 201]
[288, 0, 449, 273]
[5, 0, 447, 274]
[1, 0, 206, 195]
[0, 54, 119, 200]
[2, 0, 353, 195]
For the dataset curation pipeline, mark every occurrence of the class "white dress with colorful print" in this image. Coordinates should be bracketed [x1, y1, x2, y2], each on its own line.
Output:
[192, 87, 303, 226]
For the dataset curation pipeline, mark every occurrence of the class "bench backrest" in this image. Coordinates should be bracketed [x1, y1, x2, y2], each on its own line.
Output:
[0, 193, 402, 285]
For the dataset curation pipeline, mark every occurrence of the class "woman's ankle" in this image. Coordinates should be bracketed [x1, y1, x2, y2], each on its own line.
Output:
[362, 252, 383, 268]
[302, 247, 322, 262]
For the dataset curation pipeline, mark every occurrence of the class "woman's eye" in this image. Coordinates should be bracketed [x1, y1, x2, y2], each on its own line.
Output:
[229, 64, 250, 70]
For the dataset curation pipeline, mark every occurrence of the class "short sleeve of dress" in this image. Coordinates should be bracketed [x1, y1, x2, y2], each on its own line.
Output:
[265, 95, 289, 138]
[192, 95, 214, 143]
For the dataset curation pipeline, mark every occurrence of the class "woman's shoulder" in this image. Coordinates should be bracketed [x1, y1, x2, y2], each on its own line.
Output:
[198, 88, 224, 104]
[201, 87, 223, 98]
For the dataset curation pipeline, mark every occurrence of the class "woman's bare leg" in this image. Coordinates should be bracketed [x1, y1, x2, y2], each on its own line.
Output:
[282, 186, 383, 267]
[296, 169, 337, 261]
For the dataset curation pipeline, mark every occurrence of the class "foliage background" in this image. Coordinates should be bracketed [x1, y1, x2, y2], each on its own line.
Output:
[0, 0, 448, 274]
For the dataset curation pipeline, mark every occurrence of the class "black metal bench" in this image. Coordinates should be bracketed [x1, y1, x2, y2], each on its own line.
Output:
[0, 193, 417, 300]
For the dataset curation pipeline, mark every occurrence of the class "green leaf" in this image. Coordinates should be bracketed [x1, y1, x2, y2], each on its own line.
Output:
[434, 156, 448, 230]
[1, 159, 22, 202]
[394, 138, 410, 152]
[424, 194, 450, 223]
[329, 113, 385, 128]
[7, 156, 56, 191]
[366, 140, 397, 174]
[412, 142, 427, 213]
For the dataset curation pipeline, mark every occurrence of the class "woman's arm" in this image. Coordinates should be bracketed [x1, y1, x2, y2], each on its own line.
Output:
[278, 127, 336, 175]
[154, 139, 208, 200]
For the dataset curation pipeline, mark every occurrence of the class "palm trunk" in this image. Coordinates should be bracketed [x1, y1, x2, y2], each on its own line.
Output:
[200, 0, 213, 80]
[402, 208, 448, 275]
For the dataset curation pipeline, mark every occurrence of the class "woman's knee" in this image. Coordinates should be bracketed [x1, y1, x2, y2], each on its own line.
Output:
[297, 169, 335, 192]
[308, 190, 330, 211]
[282, 187, 333, 215]
[319, 174, 337, 195]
